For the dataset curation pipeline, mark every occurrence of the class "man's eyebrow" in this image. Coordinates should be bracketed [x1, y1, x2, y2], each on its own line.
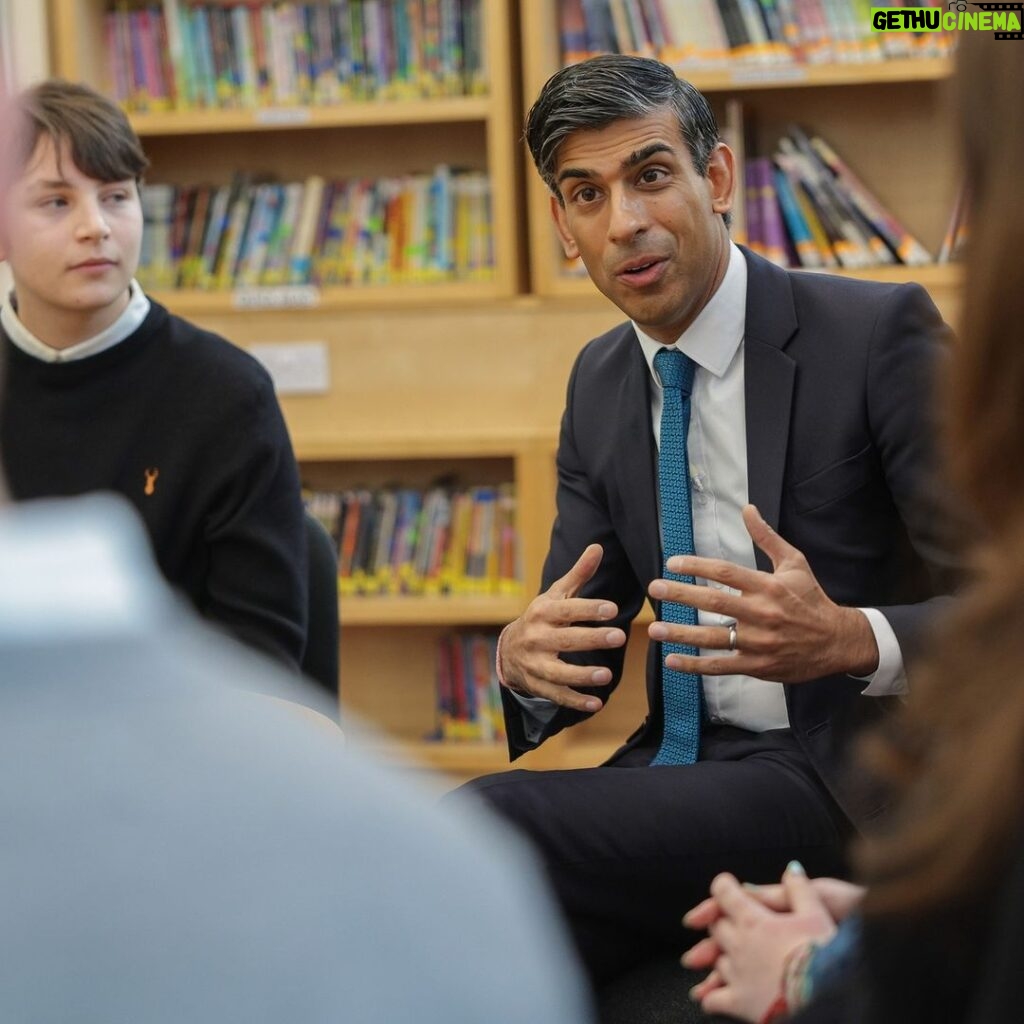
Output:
[623, 143, 674, 168]
[555, 142, 676, 186]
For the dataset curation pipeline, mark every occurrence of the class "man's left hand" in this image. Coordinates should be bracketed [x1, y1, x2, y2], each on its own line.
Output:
[648, 504, 879, 683]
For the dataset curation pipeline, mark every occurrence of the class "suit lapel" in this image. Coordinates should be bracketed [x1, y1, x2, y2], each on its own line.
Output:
[612, 330, 662, 584]
[741, 249, 798, 571]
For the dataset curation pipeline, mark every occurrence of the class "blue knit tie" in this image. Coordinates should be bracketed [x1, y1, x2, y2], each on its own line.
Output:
[651, 347, 702, 766]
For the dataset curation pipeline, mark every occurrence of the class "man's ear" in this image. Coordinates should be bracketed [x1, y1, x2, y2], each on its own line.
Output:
[706, 142, 736, 217]
[550, 193, 580, 260]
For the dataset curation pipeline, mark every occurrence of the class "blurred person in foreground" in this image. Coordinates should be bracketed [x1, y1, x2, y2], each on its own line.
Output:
[682, 34, 1024, 1024]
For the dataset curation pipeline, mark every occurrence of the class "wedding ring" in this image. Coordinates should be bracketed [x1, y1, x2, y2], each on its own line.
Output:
[727, 624, 738, 652]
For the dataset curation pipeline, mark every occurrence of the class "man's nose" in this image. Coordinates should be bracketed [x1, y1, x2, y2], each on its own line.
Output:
[606, 188, 650, 244]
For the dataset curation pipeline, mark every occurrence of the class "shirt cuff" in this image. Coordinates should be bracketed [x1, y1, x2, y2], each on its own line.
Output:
[509, 689, 560, 743]
[496, 622, 559, 742]
[853, 608, 908, 697]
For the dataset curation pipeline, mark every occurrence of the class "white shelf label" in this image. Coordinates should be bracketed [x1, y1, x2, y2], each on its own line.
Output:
[254, 107, 313, 126]
[248, 341, 330, 395]
[729, 65, 808, 85]
[232, 285, 321, 310]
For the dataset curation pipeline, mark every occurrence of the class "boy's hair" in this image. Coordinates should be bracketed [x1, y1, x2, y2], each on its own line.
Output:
[9, 79, 149, 185]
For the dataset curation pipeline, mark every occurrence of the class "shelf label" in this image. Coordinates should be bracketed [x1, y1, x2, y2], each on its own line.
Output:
[232, 285, 322, 310]
[254, 107, 313, 126]
[248, 341, 330, 394]
[729, 65, 809, 85]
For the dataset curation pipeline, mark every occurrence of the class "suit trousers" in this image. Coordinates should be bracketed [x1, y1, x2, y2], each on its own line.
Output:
[454, 725, 852, 988]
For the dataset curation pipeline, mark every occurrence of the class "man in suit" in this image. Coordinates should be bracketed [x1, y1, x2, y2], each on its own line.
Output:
[453, 55, 959, 986]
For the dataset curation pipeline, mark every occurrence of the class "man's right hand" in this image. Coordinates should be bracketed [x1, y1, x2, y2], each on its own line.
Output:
[499, 544, 627, 713]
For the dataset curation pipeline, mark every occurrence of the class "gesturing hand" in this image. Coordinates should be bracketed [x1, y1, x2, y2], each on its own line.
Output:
[498, 544, 626, 713]
[648, 505, 879, 683]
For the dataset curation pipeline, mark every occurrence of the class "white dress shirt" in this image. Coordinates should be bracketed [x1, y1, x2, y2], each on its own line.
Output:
[513, 243, 906, 740]
[1, 280, 150, 362]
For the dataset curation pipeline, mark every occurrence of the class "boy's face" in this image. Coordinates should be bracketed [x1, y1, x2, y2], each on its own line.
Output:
[0, 134, 142, 348]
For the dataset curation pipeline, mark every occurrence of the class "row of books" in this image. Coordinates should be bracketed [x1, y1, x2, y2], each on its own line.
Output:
[558, 0, 951, 69]
[428, 632, 506, 744]
[304, 485, 520, 598]
[738, 125, 934, 269]
[136, 168, 494, 292]
[107, 0, 485, 114]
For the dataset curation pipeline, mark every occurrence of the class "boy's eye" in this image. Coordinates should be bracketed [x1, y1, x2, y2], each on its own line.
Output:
[41, 196, 68, 208]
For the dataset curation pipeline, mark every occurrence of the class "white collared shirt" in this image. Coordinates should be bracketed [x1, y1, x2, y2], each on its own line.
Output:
[1, 280, 151, 363]
[514, 242, 905, 740]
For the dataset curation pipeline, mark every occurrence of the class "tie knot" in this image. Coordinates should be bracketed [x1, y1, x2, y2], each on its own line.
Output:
[654, 348, 695, 396]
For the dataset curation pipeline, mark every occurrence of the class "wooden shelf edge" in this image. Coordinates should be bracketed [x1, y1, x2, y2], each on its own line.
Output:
[295, 431, 557, 461]
[149, 280, 514, 316]
[128, 95, 494, 136]
[340, 594, 524, 626]
[683, 56, 952, 93]
[541, 262, 963, 298]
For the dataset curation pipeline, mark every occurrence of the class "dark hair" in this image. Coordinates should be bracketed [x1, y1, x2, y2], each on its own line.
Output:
[524, 54, 721, 203]
[857, 34, 1024, 917]
[9, 79, 148, 185]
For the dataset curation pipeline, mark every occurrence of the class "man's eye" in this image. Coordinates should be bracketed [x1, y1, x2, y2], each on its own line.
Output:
[639, 167, 666, 184]
[574, 186, 599, 204]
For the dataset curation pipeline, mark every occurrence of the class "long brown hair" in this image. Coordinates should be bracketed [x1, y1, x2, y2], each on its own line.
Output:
[858, 36, 1024, 915]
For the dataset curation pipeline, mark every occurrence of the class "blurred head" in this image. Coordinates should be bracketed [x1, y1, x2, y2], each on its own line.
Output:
[858, 34, 1024, 919]
[525, 56, 734, 344]
[0, 80, 148, 348]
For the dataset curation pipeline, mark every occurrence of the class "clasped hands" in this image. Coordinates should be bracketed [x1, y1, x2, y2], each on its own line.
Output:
[498, 504, 878, 710]
[682, 866, 865, 1022]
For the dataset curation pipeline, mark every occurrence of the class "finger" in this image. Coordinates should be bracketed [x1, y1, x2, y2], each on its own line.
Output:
[781, 860, 823, 918]
[689, 968, 725, 1002]
[701, 982, 738, 1018]
[546, 625, 627, 653]
[649, 621, 737, 651]
[682, 895, 722, 929]
[680, 935, 721, 970]
[665, 554, 762, 592]
[742, 504, 803, 572]
[535, 596, 620, 627]
[528, 656, 615, 691]
[523, 676, 605, 712]
[814, 878, 867, 921]
[648, 579, 744, 619]
[547, 543, 604, 600]
[741, 882, 790, 913]
[710, 872, 765, 922]
[665, 651, 763, 677]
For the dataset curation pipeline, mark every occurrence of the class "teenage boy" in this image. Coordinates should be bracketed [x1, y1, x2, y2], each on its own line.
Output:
[0, 80, 307, 670]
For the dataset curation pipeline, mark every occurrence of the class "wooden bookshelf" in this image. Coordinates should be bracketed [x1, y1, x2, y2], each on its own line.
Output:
[49, 0, 525, 302]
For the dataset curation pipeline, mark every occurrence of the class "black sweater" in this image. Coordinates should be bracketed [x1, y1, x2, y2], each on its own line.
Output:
[1, 300, 308, 669]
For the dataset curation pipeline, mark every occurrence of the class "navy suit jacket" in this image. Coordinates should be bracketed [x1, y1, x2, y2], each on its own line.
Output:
[503, 248, 961, 829]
